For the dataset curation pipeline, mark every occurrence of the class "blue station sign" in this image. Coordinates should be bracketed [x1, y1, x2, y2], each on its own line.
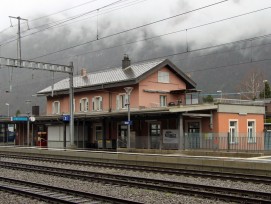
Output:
[62, 115, 70, 122]
[123, 120, 133, 125]
[11, 116, 28, 121]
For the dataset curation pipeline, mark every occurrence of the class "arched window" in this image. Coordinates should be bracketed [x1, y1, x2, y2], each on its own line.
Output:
[52, 101, 60, 114]
[92, 96, 103, 111]
[80, 98, 89, 112]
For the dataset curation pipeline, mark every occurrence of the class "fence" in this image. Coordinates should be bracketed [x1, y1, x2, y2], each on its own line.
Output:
[118, 132, 269, 152]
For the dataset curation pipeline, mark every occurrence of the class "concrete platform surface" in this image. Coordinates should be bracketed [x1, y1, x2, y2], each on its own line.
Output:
[0, 146, 271, 175]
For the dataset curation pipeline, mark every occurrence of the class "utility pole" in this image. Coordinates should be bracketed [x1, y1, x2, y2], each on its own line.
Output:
[8, 16, 29, 92]
[9, 16, 29, 65]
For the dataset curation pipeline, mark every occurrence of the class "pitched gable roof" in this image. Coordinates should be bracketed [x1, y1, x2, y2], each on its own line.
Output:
[37, 58, 196, 95]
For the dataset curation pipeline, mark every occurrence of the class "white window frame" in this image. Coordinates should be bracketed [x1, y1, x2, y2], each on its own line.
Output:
[229, 120, 238, 144]
[158, 71, 169, 83]
[79, 98, 89, 112]
[117, 93, 128, 110]
[160, 95, 167, 107]
[247, 119, 256, 143]
[92, 96, 103, 111]
[52, 101, 60, 114]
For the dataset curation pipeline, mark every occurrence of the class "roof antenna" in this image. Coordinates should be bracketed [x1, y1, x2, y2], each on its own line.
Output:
[186, 29, 189, 52]
[51, 72, 54, 97]
[96, 9, 99, 40]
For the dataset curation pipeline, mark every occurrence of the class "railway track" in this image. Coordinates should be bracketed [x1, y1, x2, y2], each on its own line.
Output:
[0, 176, 142, 204]
[1, 152, 271, 185]
[0, 160, 271, 203]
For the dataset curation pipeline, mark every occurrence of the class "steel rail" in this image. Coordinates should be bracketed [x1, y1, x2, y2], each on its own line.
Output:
[0, 152, 271, 184]
[0, 161, 270, 203]
[0, 176, 142, 204]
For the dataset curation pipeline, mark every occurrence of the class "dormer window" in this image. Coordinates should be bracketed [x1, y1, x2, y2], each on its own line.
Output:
[52, 101, 60, 114]
[80, 98, 89, 112]
[158, 71, 169, 83]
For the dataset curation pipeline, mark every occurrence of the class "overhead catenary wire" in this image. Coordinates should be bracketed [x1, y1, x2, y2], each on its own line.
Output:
[3, 0, 270, 90]
[0, 0, 138, 46]
[29, 4, 271, 61]
[47, 5, 271, 64]
[28, 0, 229, 60]
[0, 0, 101, 35]
[5, 38, 271, 92]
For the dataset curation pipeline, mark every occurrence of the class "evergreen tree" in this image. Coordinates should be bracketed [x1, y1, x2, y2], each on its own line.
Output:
[203, 95, 214, 103]
[15, 110, 21, 116]
[259, 81, 271, 99]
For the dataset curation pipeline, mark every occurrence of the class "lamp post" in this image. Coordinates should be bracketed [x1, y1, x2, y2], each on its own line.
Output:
[124, 87, 133, 149]
[237, 93, 241, 102]
[5, 103, 10, 117]
[217, 90, 222, 101]
[263, 80, 268, 123]
[25, 100, 31, 146]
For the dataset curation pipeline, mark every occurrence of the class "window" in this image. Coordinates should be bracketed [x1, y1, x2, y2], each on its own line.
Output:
[117, 94, 128, 110]
[248, 120, 256, 143]
[92, 96, 103, 111]
[229, 120, 238, 144]
[79, 98, 89, 112]
[160, 95, 167, 107]
[52, 101, 60, 114]
[158, 71, 169, 83]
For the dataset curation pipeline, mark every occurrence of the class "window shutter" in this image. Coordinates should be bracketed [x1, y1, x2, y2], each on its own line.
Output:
[52, 102, 54, 114]
[100, 97, 103, 111]
[86, 99, 89, 111]
[57, 102, 60, 114]
[92, 98, 95, 111]
[80, 100, 82, 112]
[116, 95, 120, 110]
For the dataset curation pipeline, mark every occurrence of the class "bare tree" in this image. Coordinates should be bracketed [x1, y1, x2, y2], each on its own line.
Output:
[236, 68, 263, 100]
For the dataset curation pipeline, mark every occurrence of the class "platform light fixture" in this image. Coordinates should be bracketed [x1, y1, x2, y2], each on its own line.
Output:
[5, 103, 10, 117]
[124, 87, 133, 149]
[263, 80, 268, 123]
[217, 90, 222, 101]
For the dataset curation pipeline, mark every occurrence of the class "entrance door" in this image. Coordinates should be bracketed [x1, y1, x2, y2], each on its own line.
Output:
[187, 122, 200, 149]
[149, 123, 161, 149]
[118, 124, 128, 148]
[93, 124, 103, 148]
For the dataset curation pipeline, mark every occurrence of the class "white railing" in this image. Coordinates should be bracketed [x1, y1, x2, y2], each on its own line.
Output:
[214, 98, 264, 106]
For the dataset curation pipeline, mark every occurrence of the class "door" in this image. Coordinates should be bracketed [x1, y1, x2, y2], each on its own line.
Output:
[265, 131, 271, 150]
[187, 122, 200, 149]
[93, 124, 103, 148]
[118, 124, 128, 148]
[149, 123, 161, 149]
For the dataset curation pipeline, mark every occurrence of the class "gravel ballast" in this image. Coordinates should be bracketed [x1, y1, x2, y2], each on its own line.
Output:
[0, 157, 265, 203]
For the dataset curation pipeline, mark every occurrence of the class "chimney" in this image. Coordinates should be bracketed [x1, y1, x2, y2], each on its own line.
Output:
[122, 54, 131, 69]
[80, 68, 87, 77]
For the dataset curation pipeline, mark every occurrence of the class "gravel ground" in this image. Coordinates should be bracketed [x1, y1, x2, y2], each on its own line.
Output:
[1, 157, 270, 193]
[0, 167, 229, 204]
[0, 191, 46, 204]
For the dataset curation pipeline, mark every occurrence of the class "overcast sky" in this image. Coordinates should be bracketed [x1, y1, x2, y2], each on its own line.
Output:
[1, 0, 271, 114]
[1, 0, 271, 45]
[1, 0, 271, 69]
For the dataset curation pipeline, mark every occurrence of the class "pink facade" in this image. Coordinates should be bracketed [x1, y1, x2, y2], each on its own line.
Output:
[46, 66, 187, 114]
[38, 58, 265, 151]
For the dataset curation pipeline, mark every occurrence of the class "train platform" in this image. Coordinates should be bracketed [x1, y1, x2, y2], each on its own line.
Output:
[0, 146, 271, 175]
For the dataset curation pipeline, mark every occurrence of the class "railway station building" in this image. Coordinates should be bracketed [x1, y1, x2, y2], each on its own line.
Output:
[1, 56, 266, 151]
